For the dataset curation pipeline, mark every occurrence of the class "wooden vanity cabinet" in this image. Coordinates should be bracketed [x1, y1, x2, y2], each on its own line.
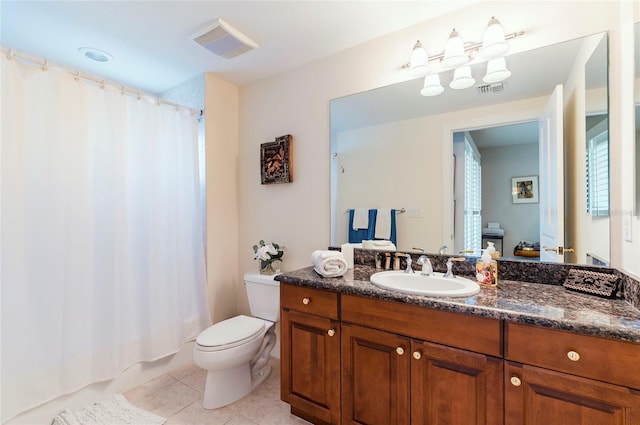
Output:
[341, 323, 411, 425]
[504, 323, 640, 425]
[341, 294, 503, 425]
[280, 284, 341, 425]
[280, 283, 639, 425]
[411, 340, 503, 425]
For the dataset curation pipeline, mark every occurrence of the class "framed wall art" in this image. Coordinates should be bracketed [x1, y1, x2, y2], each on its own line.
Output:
[261, 134, 292, 184]
[512, 175, 539, 203]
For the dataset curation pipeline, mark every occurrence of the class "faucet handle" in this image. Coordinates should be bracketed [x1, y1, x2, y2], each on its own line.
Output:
[444, 257, 464, 278]
[403, 254, 414, 273]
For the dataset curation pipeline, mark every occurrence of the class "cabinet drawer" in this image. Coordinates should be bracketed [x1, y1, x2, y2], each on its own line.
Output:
[341, 294, 502, 357]
[505, 322, 640, 389]
[281, 284, 339, 319]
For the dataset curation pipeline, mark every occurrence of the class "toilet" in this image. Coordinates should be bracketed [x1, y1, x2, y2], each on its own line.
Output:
[193, 272, 280, 409]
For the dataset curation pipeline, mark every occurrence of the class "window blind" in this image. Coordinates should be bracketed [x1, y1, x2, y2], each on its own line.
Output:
[464, 138, 482, 252]
[586, 122, 609, 217]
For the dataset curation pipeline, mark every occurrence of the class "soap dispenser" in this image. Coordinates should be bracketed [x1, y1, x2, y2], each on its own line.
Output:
[476, 249, 498, 288]
[486, 241, 500, 259]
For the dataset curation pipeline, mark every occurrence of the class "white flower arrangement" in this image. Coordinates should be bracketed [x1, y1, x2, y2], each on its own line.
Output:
[253, 240, 284, 274]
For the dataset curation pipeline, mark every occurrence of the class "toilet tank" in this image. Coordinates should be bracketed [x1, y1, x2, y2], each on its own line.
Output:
[244, 272, 280, 322]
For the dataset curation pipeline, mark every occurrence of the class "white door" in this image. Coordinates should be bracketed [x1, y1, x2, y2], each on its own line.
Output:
[539, 85, 565, 263]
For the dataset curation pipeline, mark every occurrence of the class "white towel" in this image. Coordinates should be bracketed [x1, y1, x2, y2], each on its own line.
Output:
[371, 240, 396, 251]
[352, 208, 369, 230]
[310, 250, 348, 277]
[374, 208, 392, 239]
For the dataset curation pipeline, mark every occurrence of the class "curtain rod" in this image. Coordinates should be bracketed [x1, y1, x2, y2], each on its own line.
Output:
[1, 47, 203, 117]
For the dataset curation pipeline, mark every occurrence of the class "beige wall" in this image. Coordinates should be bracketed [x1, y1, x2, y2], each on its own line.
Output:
[564, 35, 611, 265]
[232, 1, 639, 313]
[204, 73, 241, 322]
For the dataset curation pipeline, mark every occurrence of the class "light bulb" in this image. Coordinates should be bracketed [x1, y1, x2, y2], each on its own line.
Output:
[410, 40, 430, 76]
[480, 17, 509, 59]
[420, 74, 444, 96]
[449, 66, 476, 90]
[483, 57, 511, 83]
[441, 29, 468, 69]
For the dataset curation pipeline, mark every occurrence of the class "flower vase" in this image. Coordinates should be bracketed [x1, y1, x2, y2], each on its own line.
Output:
[259, 260, 276, 275]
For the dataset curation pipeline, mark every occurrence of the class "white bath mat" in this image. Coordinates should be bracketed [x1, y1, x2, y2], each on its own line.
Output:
[51, 394, 165, 425]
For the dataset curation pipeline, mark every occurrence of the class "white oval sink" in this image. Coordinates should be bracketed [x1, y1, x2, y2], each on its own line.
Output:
[370, 271, 480, 297]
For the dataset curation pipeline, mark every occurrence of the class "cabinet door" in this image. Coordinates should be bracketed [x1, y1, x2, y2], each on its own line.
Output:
[281, 309, 341, 425]
[411, 340, 503, 425]
[341, 323, 410, 425]
[505, 362, 640, 425]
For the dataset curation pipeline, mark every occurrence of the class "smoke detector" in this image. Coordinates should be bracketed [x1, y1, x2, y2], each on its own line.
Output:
[191, 18, 258, 59]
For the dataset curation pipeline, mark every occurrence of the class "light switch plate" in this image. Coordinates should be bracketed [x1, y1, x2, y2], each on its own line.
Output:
[623, 211, 633, 242]
[407, 207, 423, 218]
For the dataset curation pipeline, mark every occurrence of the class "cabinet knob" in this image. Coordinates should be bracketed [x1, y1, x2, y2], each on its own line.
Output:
[412, 351, 422, 360]
[567, 350, 580, 361]
[510, 376, 522, 387]
[302, 297, 310, 305]
[396, 347, 405, 356]
[327, 329, 336, 337]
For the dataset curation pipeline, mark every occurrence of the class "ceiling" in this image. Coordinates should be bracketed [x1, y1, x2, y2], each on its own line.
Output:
[0, 0, 478, 95]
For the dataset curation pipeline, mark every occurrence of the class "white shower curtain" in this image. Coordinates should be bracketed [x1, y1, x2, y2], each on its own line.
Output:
[1, 55, 211, 421]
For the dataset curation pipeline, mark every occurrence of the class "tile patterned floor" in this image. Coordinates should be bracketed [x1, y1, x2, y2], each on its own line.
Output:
[124, 357, 311, 425]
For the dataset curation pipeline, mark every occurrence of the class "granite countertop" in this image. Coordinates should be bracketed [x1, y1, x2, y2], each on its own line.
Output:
[275, 266, 640, 343]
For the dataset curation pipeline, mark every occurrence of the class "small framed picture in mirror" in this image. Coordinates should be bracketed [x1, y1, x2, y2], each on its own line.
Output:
[261, 134, 292, 184]
[512, 176, 538, 204]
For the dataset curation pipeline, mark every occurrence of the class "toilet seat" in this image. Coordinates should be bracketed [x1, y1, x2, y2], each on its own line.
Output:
[195, 315, 266, 352]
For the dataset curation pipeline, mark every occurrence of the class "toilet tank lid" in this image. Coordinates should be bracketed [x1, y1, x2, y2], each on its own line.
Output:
[196, 315, 265, 347]
[244, 272, 280, 286]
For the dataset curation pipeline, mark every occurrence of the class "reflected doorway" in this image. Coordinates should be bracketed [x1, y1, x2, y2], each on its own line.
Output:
[453, 121, 540, 258]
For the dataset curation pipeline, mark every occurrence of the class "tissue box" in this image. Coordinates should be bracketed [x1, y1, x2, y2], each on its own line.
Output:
[563, 268, 620, 298]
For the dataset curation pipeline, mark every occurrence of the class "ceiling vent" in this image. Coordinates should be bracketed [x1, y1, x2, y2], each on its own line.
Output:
[191, 18, 258, 59]
[477, 82, 504, 94]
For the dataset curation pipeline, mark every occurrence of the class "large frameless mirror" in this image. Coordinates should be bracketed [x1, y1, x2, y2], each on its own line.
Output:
[331, 32, 609, 266]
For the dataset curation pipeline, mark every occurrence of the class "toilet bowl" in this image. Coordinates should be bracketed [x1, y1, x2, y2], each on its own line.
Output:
[193, 273, 280, 409]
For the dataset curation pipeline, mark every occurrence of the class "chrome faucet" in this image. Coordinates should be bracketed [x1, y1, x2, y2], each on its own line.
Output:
[416, 255, 433, 276]
[403, 254, 414, 273]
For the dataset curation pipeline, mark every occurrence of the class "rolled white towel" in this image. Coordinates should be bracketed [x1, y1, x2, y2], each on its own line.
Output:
[310, 250, 348, 277]
[370, 240, 396, 251]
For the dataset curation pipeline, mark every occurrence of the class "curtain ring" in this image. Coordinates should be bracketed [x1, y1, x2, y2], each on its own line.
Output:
[100, 80, 105, 89]
[74, 71, 80, 81]
[42, 60, 48, 71]
[120, 85, 125, 95]
[137, 92, 141, 100]
[7, 49, 14, 60]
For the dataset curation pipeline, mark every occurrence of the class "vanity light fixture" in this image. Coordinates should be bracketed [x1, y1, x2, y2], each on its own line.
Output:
[402, 17, 523, 97]
[441, 29, 468, 69]
[449, 65, 476, 90]
[410, 40, 430, 76]
[479, 16, 509, 59]
[421, 73, 445, 96]
[483, 57, 512, 83]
